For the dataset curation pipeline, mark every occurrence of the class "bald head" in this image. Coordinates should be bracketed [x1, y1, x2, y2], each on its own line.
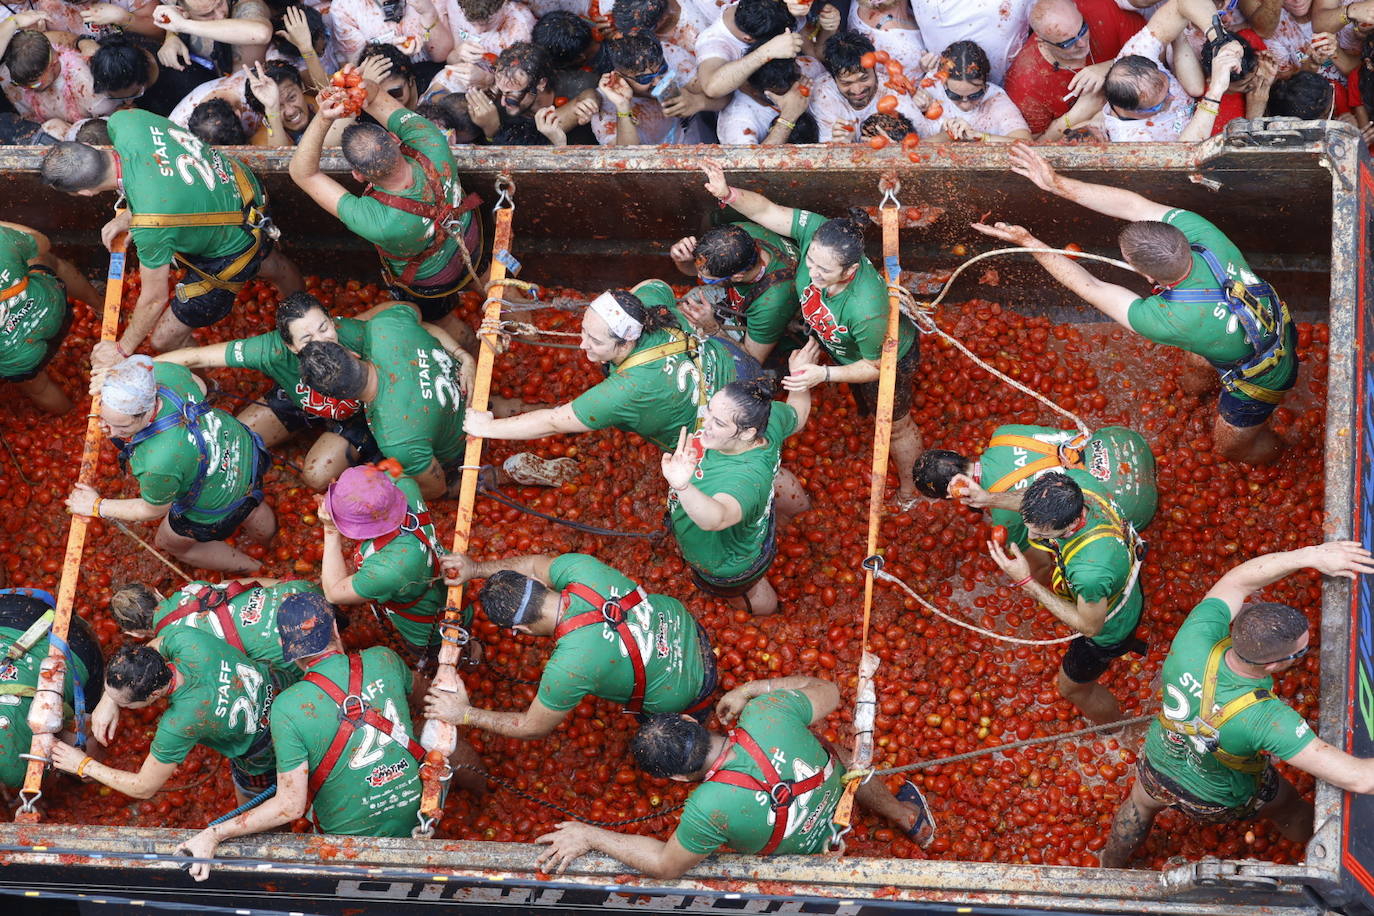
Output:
[1031, 0, 1090, 61]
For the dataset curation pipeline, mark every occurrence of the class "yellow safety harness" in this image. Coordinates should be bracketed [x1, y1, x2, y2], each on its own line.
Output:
[128, 158, 276, 302]
[1032, 489, 1144, 623]
[613, 327, 709, 418]
[1155, 637, 1274, 774]
[985, 431, 1090, 493]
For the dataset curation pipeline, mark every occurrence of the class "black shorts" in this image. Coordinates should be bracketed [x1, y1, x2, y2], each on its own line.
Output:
[167, 447, 267, 542]
[230, 725, 278, 794]
[1136, 753, 1280, 823]
[718, 336, 763, 384]
[5, 267, 72, 383]
[689, 514, 778, 598]
[171, 230, 275, 329]
[1060, 625, 1148, 684]
[260, 386, 381, 463]
[685, 619, 719, 723]
[850, 337, 919, 418]
[0, 591, 103, 709]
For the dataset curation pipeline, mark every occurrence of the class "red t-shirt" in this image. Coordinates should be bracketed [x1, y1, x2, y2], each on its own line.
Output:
[1210, 29, 1267, 136]
[1004, 0, 1145, 135]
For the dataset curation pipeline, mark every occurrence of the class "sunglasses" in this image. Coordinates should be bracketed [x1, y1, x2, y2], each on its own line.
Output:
[1112, 94, 1168, 119]
[1039, 20, 1088, 49]
[945, 84, 988, 102]
[1234, 643, 1309, 667]
[624, 63, 669, 86]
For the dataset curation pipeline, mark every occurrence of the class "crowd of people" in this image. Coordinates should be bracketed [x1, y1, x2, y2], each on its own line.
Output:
[0, 0, 1373, 890]
[0, 0, 1369, 148]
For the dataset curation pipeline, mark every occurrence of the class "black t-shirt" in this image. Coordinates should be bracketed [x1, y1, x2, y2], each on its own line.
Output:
[138, 61, 217, 117]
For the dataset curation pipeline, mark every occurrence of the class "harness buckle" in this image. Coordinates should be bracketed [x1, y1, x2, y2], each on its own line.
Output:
[399, 512, 422, 534]
[600, 599, 625, 626]
[768, 781, 795, 808]
[339, 694, 367, 722]
[438, 618, 470, 647]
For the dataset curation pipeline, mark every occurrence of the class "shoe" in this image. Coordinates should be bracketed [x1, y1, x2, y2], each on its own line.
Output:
[897, 780, 938, 849]
[502, 453, 579, 487]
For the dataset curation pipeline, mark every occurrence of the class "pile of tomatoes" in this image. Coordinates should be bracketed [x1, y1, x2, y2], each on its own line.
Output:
[9, 269, 1330, 872]
[323, 66, 369, 117]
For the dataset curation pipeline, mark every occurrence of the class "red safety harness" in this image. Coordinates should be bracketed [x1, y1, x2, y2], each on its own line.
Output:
[702, 727, 834, 856]
[352, 510, 441, 624]
[554, 583, 650, 715]
[303, 652, 424, 797]
[366, 143, 482, 287]
[153, 580, 258, 653]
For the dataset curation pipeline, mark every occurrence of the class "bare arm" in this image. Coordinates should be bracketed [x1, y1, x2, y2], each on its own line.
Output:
[320, 524, 368, 605]
[699, 161, 797, 238]
[1314, 0, 1372, 34]
[158, 341, 232, 370]
[1024, 582, 1110, 636]
[1006, 142, 1172, 222]
[538, 825, 709, 879]
[289, 114, 347, 217]
[719, 675, 840, 723]
[178, 764, 309, 881]
[1240, 0, 1282, 37]
[672, 486, 743, 532]
[78, 751, 179, 799]
[1204, 542, 1374, 616]
[470, 404, 592, 440]
[443, 552, 557, 586]
[117, 261, 172, 356]
[1286, 736, 1374, 794]
[459, 695, 569, 739]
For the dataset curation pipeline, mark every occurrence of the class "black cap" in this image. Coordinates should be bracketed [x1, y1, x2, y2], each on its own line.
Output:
[278, 592, 338, 663]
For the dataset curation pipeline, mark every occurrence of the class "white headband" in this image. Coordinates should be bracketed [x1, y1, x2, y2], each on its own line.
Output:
[588, 291, 643, 342]
[102, 355, 157, 416]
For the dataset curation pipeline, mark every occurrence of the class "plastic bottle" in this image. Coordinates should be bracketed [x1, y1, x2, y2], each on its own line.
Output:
[26, 655, 66, 736]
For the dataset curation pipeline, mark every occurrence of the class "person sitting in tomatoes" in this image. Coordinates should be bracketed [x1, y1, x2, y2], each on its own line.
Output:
[534, 675, 936, 878]
[421, 550, 717, 739]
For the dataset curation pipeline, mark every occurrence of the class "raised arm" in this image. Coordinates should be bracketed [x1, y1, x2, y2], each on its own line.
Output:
[699, 161, 797, 238]
[701, 32, 803, 98]
[1204, 542, 1374, 615]
[662, 429, 744, 532]
[440, 552, 557, 586]
[1007, 143, 1173, 222]
[154, 3, 272, 46]
[289, 106, 348, 218]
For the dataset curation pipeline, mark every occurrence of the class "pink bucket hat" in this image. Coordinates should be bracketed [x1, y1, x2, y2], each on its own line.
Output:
[324, 465, 407, 540]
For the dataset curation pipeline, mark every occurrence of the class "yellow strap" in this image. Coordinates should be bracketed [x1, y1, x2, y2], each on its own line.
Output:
[1228, 377, 1285, 405]
[1157, 637, 1273, 774]
[128, 160, 261, 231]
[173, 226, 264, 299]
[614, 332, 694, 374]
[988, 433, 1058, 454]
[986, 453, 1062, 493]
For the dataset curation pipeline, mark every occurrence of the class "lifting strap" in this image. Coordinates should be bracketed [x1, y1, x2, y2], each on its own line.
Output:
[1155, 637, 1274, 774]
[553, 582, 649, 715]
[1032, 489, 1144, 623]
[1158, 245, 1292, 405]
[367, 142, 482, 288]
[703, 725, 835, 856]
[117, 385, 266, 520]
[153, 580, 258, 652]
[353, 510, 441, 623]
[984, 431, 1091, 493]
[304, 653, 424, 797]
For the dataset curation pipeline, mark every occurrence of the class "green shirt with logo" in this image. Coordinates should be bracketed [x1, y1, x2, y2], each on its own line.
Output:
[224, 318, 366, 414]
[1144, 598, 1316, 807]
[980, 425, 1157, 549]
[128, 362, 260, 525]
[153, 579, 321, 689]
[353, 476, 442, 649]
[0, 619, 91, 788]
[675, 690, 844, 855]
[670, 403, 796, 580]
[109, 109, 265, 268]
[335, 109, 472, 284]
[789, 209, 915, 365]
[1126, 209, 1297, 403]
[361, 305, 465, 476]
[714, 222, 803, 351]
[571, 280, 740, 451]
[150, 626, 274, 772]
[0, 226, 68, 380]
[538, 553, 706, 713]
[271, 647, 421, 836]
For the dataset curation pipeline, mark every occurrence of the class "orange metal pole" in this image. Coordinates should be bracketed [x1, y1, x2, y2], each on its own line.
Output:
[15, 234, 127, 822]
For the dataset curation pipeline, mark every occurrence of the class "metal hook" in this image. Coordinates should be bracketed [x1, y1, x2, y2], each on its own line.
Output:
[878, 176, 901, 210]
[861, 554, 885, 573]
[494, 174, 515, 210]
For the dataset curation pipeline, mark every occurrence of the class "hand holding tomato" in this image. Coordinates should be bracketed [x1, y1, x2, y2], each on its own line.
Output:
[439, 551, 478, 585]
[988, 537, 1031, 583]
[991, 525, 1008, 547]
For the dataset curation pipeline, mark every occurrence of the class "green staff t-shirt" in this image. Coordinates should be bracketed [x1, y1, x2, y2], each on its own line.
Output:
[0, 226, 69, 380]
[225, 318, 366, 416]
[353, 476, 443, 648]
[0, 623, 91, 788]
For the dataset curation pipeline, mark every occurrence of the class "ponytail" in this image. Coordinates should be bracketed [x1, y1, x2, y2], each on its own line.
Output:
[606, 289, 678, 343]
[812, 208, 872, 269]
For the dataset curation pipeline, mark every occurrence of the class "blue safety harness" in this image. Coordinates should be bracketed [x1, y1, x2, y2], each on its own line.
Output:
[0, 589, 88, 748]
[115, 385, 266, 520]
[1155, 245, 1292, 404]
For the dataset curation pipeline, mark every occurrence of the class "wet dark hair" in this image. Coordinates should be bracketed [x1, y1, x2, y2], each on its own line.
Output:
[358, 41, 416, 86]
[1020, 471, 1084, 531]
[106, 645, 172, 703]
[735, 0, 792, 43]
[823, 30, 875, 78]
[595, 289, 679, 344]
[245, 60, 305, 116]
[695, 224, 759, 278]
[1270, 71, 1334, 119]
[1232, 602, 1308, 664]
[189, 99, 248, 145]
[493, 116, 552, 145]
[276, 291, 330, 346]
[416, 92, 480, 141]
[1104, 55, 1161, 111]
[1118, 220, 1191, 283]
[270, 4, 326, 59]
[614, 0, 668, 32]
[860, 111, 914, 140]
[912, 449, 971, 500]
[74, 118, 110, 145]
[496, 41, 555, 95]
[4, 30, 51, 86]
[341, 122, 404, 180]
[110, 583, 159, 633]
[941, 40, 990, 84]
[41, 141, 109, 192]
[603, 30, 666, 77]
[479, 570, 546, 628]
[632, 713, 711, 778]
[532, 10, 593, 68]
[747, 57, 800, 96]
[92, 34, 150, 95]
[458, 0, 506, 23]
[720, 378, 776, 439]
[776, 110, 818, 142]
[811, 208, 872, 270]
[1200, 31, 1257, 82]
[298, 340, 369, 399]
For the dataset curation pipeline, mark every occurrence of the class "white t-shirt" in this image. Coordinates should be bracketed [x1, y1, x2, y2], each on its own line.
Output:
[438, 0, 535, 52]
[695, 11, 749, 62]
[810, 70, 924, 139]
[716, 54, 826, 142]
[167, 70, 263, 135]
[1102, 27, 1193, 140]
[909, 0, 1034, 83]
[592, 42, 704, 143]
[330, 0, 436, 62]
[919, 80, 1029, 137]
[847, 4, 927, 74]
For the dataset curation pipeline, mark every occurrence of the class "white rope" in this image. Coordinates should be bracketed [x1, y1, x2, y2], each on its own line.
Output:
[873, 567, 1079, 646]
[902, 246, 1143, 439]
